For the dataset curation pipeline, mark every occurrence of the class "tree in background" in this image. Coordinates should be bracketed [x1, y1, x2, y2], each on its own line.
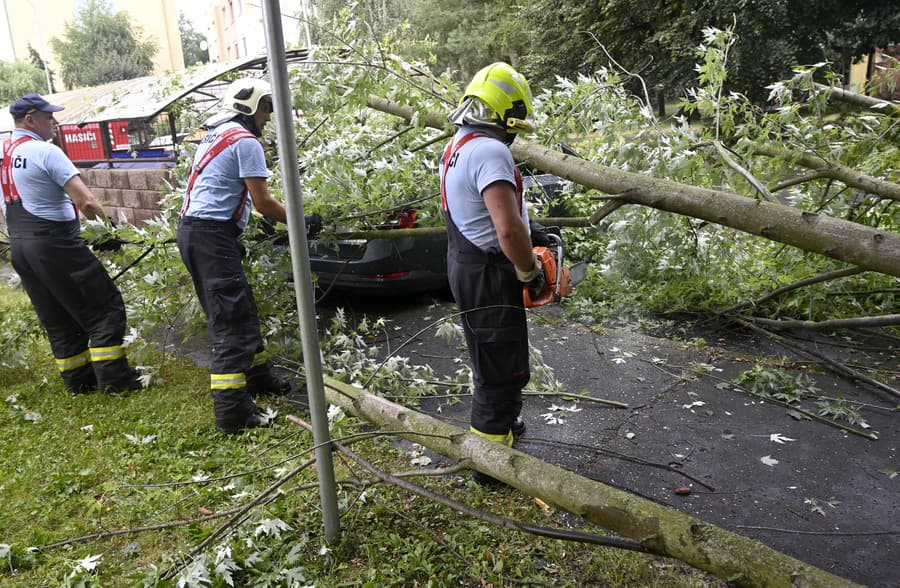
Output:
[516, 0, 899, 102]
[179, 12, 210, 67]
[26, 44, 55, 94]
[316, 0, 526, 80]
[0, 60, 48, 104]
[49, 0, 157, 90]
[319, 0, 898, 103]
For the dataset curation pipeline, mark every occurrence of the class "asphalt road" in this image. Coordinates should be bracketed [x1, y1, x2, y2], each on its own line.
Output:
[322, 292, 899, 587]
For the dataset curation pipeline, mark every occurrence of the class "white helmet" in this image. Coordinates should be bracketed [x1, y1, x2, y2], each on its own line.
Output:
[204, 77, 272, 128]
[222, 77, 272, 115]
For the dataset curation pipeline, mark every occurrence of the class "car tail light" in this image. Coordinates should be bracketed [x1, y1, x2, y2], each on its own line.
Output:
[361, 272, 411, 280]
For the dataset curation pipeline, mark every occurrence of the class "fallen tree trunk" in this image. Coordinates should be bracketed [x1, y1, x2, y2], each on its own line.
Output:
[334, 216, 592, 240]
[367, 96, 900, 278]
[323, 376, 858, 588]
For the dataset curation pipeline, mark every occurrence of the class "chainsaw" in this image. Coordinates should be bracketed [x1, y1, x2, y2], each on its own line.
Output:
[523, 233, 587, 308]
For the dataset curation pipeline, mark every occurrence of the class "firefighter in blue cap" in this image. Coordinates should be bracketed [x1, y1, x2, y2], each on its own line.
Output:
[1, 93, 143, 394]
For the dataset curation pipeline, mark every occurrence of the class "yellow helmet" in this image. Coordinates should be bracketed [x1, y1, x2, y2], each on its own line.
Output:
[448, 62, 535, 134]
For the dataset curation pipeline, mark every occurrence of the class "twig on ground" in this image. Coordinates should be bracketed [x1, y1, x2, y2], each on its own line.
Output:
[381, 378, 628, 408]
[523, 438, 715, 491]
[288, 415, 651, 553]
[161, 459, 315, 581]
[694, 368, 880, 440]
[387, 506, 551, 587]
[735, 318, 899, 401]
[737, 525, 900, 536]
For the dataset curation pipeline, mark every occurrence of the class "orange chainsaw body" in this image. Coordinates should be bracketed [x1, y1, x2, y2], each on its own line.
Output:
[523, 245, 573, 308]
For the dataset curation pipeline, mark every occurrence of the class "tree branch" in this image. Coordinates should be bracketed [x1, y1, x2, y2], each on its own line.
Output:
[287, 415, 650, 553]
[768, 170, 832, 192]
[744, 314, 900, 331]
[813, 83, 900, 116]
[743, 141, 900, 203]
[734, 318, 900, 401]
[322, 375, 860, 587]
[368, 95, 900, 277]
[710, 141, 776, 202]
[722, 267, 866, 313]
[738, 524, 900, 536]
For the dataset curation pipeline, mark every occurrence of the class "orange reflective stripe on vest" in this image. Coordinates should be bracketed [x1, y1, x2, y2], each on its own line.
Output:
[440, 132, 523, 212]
[1, 136, 35, 204]
[180, 127, 256, 221]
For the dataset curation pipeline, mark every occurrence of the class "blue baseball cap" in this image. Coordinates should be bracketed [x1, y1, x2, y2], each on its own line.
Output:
[9, 93, 64, 119]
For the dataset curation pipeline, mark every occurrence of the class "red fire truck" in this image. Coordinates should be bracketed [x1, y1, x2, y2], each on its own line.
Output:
[57, 121, 131, 161]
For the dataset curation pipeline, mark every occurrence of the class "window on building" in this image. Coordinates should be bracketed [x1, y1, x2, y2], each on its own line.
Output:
[228, 0, 234, 23]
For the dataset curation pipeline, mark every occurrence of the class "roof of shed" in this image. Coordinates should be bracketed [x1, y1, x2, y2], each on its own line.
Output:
[1, 49, 309, 133]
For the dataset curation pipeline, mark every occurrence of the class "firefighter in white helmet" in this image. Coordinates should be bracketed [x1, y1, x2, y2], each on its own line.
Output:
[440, 63, 545, 484]
[177, 77, 294, 434]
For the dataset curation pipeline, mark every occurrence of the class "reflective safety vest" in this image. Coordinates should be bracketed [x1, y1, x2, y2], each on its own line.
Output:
[180, 127, 256, 221]
[0, 136, 34, 204]
[439, 131, 523, 213]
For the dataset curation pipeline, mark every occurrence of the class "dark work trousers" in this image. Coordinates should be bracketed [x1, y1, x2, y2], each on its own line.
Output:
[6, 203, 132, 391]
[176, 217, 265, 388]
[445, 213, 530, 441]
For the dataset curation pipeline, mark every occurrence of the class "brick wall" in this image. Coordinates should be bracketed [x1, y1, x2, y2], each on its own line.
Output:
[0, 168, 171, 230]
[79, 168, 171, 226]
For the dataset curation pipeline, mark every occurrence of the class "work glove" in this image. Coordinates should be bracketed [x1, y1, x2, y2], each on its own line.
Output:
[529, 220, 561, 247]
[516, 253, 546, 299]
[90, 219, 125, 252]
[259, 216, 277, 237]
[305, 214, 323, 239]
[91, 237, 125, 252]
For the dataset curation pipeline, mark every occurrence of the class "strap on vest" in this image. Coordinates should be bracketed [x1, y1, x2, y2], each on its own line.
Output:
[440, 132, 523, 215]
[181, 127, 256, 221]
[1, 136, 35, 204]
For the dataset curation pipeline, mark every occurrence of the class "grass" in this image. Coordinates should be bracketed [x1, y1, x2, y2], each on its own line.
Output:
[0, 281, 718, 587]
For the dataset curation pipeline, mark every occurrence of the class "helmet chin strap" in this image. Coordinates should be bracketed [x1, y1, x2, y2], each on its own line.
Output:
[234, 114, 263, 137]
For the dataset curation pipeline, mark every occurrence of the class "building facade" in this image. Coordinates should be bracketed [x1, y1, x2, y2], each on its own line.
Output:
[204, 0, 313, 62]
[1, 0, 184, 89]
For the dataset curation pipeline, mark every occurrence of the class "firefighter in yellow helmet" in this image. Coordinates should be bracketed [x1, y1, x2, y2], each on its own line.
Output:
[440, 63, 544, 484]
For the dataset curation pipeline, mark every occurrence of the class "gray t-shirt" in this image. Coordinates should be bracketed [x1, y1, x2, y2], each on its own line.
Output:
[182, 121, 270, 230]
[440, 126, 529, 251]
[1, 129, 80, 221]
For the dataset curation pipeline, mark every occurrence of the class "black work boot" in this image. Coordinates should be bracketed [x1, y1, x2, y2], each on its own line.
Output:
[96, 357, 143, 393]
[512, 417, 526, 440]
[212, 389, 274, 434]
[246, 363, 291, 396]
[471, 470, 504, 486]
[102, 368, 144, 393]
[62, 364, 98, 394]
